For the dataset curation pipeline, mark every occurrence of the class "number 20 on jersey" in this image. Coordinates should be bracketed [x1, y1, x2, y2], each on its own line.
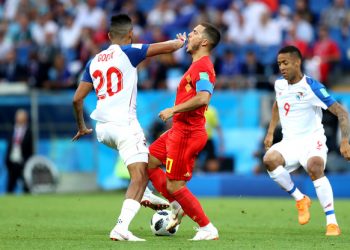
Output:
[93, 67, 123, 100]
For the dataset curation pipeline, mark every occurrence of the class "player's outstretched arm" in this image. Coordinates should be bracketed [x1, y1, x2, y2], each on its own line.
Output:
[72, 82, 93, 141]
[159, 91, 210, 122]
[264, 101, 280, 150]
[146, 32, 186, 57]
[328, 102, 350, 160]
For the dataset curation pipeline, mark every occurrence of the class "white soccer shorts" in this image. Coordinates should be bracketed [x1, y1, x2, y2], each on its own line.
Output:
[268, 134, 328, 173]
[95, 119, 149, 166]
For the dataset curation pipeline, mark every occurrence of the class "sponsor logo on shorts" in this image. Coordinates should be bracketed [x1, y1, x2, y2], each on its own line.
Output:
[184, 172, 191, 177]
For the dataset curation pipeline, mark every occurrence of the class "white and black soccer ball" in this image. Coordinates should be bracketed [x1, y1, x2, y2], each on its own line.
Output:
[150, 210, 179, 236]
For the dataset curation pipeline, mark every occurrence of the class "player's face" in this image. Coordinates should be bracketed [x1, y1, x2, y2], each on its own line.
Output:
[277, 53, 301, 81]
[186, 25, 206, 54]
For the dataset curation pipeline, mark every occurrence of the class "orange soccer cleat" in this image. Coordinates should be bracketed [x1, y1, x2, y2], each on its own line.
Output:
[296, 195, 311, 225]
[326, 224, 341, 236]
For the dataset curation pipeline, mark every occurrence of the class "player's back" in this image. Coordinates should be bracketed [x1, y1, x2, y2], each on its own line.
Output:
[87, 44, 148, 125]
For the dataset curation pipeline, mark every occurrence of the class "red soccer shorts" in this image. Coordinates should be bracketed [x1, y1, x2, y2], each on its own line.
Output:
[149, 128, 207, 181]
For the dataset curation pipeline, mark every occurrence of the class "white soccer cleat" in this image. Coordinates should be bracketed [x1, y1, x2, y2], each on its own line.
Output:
[166, 201, 185, 231]
[109, 227, 146, 241]
[189, 226, 219, 241]
[141, 187, 169, 210]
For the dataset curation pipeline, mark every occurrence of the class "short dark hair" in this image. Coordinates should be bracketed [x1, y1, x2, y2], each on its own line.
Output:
[200, 23, 221, 50]
[278, 46, 302, 60]
[109, 14, 133, 39]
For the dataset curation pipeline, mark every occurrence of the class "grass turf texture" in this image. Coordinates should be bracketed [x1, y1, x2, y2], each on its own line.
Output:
[0, 192, 349, 249]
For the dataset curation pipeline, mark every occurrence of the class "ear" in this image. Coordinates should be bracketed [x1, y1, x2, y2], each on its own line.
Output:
[128, 29, 133, 40]
[201, 38, 209, 48]
[108, 32, 112, 41]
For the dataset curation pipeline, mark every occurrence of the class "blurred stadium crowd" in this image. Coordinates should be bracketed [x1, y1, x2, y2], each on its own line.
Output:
[0, 0, 350, 91]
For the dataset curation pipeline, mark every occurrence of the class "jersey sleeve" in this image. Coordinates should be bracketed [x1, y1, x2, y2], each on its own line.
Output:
[306, 76, 336, 109]
[194, 65, 215, 95]
[80, 59, 93, 83]
[120, 44, 150, 67]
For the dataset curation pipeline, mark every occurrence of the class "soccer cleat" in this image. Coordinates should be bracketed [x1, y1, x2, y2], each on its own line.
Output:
[110, 227, 146, 241]
[326, 224, 341, 236]
[166, 202, 185, 231]
[189, 226, 219, 241]
[296, 195, 311, 225]
[141, 188, 169, 210]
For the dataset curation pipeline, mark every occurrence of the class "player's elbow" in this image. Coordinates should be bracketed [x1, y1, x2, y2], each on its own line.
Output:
[72, 96, 83, 107]
[198, 95, 210, 106]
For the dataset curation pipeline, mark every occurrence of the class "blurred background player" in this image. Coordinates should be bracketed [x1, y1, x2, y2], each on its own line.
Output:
[198, 105, 224, 172]
[263, 46, 350, 236]
[146, 23, 221, 241]
[72, 14, 185, 241]
[5, 109, 33, 194]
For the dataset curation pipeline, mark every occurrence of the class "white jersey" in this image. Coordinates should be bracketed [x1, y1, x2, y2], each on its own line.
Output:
[275, 75, 335, 140]
[81, 43, 149, 125]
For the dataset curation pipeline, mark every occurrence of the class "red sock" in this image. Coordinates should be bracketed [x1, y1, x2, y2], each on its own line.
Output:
[172, 187, 210, 227]
[147, 168, 174, 202]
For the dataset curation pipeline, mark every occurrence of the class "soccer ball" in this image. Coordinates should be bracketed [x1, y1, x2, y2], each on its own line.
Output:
[150, 210, 179, 236]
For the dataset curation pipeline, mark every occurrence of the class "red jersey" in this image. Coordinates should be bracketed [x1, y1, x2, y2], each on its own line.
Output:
[173, 56, 215, 131]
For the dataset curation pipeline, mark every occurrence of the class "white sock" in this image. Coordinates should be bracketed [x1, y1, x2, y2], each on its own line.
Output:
[268, 166, 304, 201]
[115, 199, 141, 231]
[313, 176, 337, 225]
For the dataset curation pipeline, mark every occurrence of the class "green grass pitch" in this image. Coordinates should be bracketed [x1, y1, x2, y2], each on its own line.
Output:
[1, 191, 349, 249]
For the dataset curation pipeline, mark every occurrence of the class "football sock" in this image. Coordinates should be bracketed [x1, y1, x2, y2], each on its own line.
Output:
[147, 167, 175, 202]
[313, 176, 338, 225]
[172, 186, 210, 227]
[116, 199, 140, 231]
[268, 165, 304, 201]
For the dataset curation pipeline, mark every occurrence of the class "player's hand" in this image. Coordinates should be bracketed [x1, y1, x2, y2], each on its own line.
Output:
[264, 134, 274, 151]
[340, 139, 350, 161]
[176, 32, 187, 48]
[72, 128, 93, 141]
[159, 108, 174, 122]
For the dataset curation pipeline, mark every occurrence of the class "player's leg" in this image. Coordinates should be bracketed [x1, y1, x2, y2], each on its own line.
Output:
[166, 179, 218, 241]
[165, 130, 218, 240]
[306, 155, 340, 236]
[263, 142, 310, 225]
[110, 161, 148, 241]
[97, 121, 148, 241]
[145, 131, 176, 203]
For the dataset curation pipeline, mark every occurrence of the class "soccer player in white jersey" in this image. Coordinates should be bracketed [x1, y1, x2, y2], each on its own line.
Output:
[263, 46, 350, 236]
[72, 14, 186, 241]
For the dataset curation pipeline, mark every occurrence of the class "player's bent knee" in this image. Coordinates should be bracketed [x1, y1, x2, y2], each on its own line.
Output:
[307, 161, 324, 179]
[263, 151, 284, 170]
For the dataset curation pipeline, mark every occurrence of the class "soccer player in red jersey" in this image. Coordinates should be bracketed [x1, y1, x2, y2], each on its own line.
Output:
[146, 23, 221, 240]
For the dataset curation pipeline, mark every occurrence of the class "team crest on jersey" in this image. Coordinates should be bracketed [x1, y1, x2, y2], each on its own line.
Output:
[295, 92, 305, 101]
